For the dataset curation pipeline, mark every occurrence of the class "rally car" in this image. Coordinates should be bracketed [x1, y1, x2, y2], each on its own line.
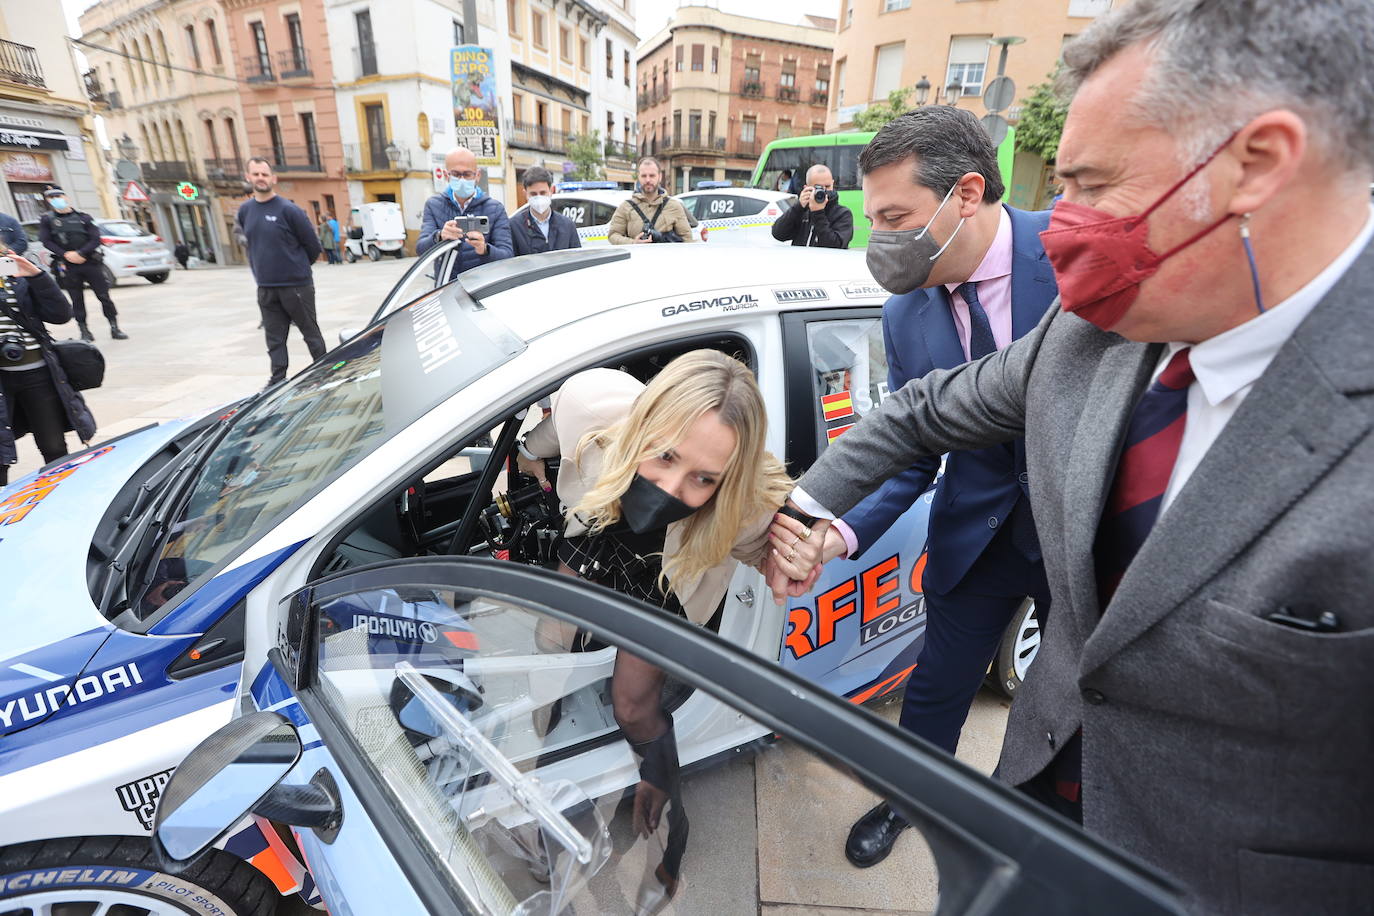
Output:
[0, 242, 1046, 913]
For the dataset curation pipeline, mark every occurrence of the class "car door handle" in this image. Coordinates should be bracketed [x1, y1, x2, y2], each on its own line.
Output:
[735, 587, 755, 608]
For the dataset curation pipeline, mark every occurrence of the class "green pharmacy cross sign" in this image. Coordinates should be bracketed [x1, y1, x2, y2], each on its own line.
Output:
[175, 181, 200, 201]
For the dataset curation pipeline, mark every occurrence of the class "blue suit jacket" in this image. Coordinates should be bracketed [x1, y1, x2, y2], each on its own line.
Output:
[842, 204, 1058, 595]
[510, 207, 581, 255]
[416, 190, 514, 275]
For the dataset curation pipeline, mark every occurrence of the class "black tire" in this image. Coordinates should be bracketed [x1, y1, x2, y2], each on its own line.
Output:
[392, 248, 405, 258]
[102, 264, 118, 288]
[344, 247, 356, 263]
[991, 599, 1040, 699]
[0, 835, 278, 915]
[146, 272, 170, 284]
[367, 245, 381, 262]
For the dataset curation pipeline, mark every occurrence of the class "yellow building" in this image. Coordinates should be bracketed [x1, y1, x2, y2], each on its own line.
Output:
[827, 0, 1124, 207]
[0, 0, 115, 226]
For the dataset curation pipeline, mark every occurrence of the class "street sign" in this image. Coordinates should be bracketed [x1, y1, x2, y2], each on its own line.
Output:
[980, 113, 1010, 147]
[983, 76, 1016, 113]
[114, 159, 140, 182]
[175, 181, 199, 201]
[122, 180, 149, 202]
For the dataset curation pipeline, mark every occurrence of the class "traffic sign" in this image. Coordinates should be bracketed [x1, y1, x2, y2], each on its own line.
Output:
[980, 113, 1010, 147]
[175, 181, 200, 201]
[983, 76, 1016, 114]
[121, 181, 148, 202]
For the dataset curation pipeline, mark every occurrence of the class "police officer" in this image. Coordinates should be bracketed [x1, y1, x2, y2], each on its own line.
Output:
[38, 187, 126, 342]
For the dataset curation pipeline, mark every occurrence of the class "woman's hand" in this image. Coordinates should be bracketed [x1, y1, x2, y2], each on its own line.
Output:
[766, 511, 834, 595]
[516, 453, 550, 490]
[9, 255, 40, 278]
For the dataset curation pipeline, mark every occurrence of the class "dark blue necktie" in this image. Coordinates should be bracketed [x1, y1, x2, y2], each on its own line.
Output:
[955, 281, 997, 360]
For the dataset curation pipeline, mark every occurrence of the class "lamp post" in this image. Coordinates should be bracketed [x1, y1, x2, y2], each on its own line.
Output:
[384, 141, 403, 170]
[914, 75, 931, 106]
[117, 133, 139, 161]
[987, 35, 1026, 78]
[944, 77, 963, 105]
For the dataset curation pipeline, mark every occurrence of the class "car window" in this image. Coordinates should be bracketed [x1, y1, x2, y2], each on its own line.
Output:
[98, 221, 147, 238]
[707, 195, 764, 218]
[591, 202, 618, 225]
[804, 318, 889, 454]
[308, 580, 949, 914]
[677, 196, 700, 219]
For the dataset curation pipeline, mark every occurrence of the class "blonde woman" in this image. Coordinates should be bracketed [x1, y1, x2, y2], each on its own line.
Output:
[516, 350, 825, 893]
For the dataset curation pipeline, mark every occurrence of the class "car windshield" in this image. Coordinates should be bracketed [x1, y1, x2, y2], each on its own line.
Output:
[99, 221, 146, 238]
[132, 286, 525, 620]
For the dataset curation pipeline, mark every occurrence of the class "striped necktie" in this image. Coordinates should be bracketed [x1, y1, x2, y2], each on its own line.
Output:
[1094, 347, 1196, 605]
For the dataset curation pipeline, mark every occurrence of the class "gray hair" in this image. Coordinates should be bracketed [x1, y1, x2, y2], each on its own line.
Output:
[858, 106, 1005, 202]
[1061, 0, 1374, 175]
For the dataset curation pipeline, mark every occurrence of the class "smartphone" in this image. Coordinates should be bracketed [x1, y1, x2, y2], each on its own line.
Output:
[0, 256, 19, 278]
[452, 214, 491, 236]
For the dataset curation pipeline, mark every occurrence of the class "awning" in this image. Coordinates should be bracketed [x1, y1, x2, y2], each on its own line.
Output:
[0, 125, 71, 152]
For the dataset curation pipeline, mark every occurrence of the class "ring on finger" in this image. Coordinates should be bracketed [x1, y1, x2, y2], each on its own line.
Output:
[801, 526, 811, 539]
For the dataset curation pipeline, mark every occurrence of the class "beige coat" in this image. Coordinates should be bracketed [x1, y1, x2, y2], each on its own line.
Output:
[523, 368, 770, 624]
[606, 190, 695, 245]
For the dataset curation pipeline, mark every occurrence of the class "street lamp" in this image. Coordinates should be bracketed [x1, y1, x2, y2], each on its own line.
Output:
[913, 75, 931, 106]
[117, 133, 139, 161]
[384, 141, 403, 169]
[944, 77, 963, 105]
[987, 35, 1026, 78]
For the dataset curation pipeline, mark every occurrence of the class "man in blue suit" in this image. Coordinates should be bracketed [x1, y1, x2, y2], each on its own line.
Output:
[797, 108, 1058, 867]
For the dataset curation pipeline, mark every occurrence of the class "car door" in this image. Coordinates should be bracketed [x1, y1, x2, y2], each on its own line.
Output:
[161, 557, 1184, 915]
[778, 308, 936, 702]
[363, 237, 464, 328]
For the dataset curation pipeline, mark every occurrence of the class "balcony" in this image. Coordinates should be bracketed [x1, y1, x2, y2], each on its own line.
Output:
[143, 160, 196, 183]
[739, 80, 764, 99]
[505, 121, 570, 154]
[242, 55, 274, 83]
[82, 69, 107, 106]
[342, 142, 398, 173]
[270, 144, 323, 172]
[603, 138, 635, 161]
[731, 140, 760, 159]
[276, 48, 311, 80]
[811, 90, 830, 106]
[777, 85, 799, 102]
[203, 158, 245, 182]
[0, 39, 45, 89]
[662, 135, 726, 155]
[353, 41, 378, 79]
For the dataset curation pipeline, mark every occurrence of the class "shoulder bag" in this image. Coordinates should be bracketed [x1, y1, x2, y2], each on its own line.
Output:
[0, 288, 105, 390]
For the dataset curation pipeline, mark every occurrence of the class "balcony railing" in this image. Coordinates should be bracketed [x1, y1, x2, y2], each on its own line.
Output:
[270, 144, 323, 172]
[811, 90, 829, 106]
[777, 85, 799, 102]
[739, 80, 764, 98]
[342, 142, 398, 172]
[82, 68, 106, 105]
[143, 160, 196, 183]
[505, 121, 570, 154]
[106, 91, 123, 110]
[731, 140, 760, 159]
[0, 39, 45, 89]
[242, 55, 274, 83]
[203, 158, 244, 182]
[277, 48, 310, 79]
[354, 41, 378, 78]
[603, 138, 635, 160]
[662, 135, 726, 154]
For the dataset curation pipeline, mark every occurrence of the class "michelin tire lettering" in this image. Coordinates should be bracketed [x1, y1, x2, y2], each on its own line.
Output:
[661, 293, 759, 318]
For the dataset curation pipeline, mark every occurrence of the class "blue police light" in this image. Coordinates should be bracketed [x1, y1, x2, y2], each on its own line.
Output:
[557, 181, 620, 191]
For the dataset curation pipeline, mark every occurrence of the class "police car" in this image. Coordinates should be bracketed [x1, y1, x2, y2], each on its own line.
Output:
[0, 244, 1101, 915]
[677, 187, 796, 245]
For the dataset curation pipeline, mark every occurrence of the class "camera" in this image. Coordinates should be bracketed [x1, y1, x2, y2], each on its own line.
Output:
[0, 334, 27, 363]
[811, 187, 834, 204]
[639, 228, 683, 243]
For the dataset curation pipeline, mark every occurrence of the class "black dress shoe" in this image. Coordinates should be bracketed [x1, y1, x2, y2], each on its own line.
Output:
[845, 802, 908, 868]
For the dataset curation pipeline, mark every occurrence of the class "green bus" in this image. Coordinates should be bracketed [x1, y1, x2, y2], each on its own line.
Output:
[748, 126, 1015, 248]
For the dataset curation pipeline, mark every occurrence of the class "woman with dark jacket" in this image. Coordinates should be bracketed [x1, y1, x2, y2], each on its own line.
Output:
[0, 251, 97, 486]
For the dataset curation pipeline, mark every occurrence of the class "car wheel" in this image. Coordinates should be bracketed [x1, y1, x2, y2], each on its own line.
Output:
[146, 271, 169, 284]
[102, 264, 118, 288]
[993, 599, 1040, 698]
[0, 836, 277, 915]
[367, 245, 381, 261]
[344, 247, 356, 263]
[392, 248, 405, 258]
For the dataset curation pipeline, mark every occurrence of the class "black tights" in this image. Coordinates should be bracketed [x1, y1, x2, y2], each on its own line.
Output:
[1, 366, 68, 486]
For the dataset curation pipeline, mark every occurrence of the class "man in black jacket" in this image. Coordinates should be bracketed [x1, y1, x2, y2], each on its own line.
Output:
[770, 164, 854, 249]
[38, 187, 127, 341]
[510, 167, 581, 255]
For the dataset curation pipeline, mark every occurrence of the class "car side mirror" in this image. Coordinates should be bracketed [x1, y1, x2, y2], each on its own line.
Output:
[153, 711, 301, 863]
[338, 327, 361, 345]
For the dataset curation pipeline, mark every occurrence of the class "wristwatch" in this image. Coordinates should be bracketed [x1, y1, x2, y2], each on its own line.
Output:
[777, 503, 819, 528]
[516, 435, 538, 461]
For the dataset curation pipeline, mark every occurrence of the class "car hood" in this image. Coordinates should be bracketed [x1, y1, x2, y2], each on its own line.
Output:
[0, 419, 193, 666]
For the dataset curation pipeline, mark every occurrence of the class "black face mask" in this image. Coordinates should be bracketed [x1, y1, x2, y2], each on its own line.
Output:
[619, 473, 698, 534]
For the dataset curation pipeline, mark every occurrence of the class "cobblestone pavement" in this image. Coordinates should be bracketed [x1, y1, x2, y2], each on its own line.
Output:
[15, 256, 1014, 914]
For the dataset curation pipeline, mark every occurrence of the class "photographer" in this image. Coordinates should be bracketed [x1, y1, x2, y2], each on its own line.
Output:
[417, 146, 513, 276]
[38, 187, 128, 341]
[608, 158, 695, 245]
[0, 249, 96, 486]
[771, 164, 854, 249]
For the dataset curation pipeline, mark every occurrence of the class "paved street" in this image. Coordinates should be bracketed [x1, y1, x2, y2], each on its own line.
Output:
[16, 255, 1012, 914]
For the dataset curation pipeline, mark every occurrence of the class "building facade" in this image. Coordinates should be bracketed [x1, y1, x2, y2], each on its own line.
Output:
[0, 0, 114, 229]
[79, 0, 248, 264]
[826, 0, 1124, 207]
[637, 7, 834, 193]
[221, 0, 349, 236]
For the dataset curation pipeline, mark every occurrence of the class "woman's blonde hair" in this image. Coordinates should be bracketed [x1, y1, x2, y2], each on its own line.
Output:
[571, 349, 793, 589]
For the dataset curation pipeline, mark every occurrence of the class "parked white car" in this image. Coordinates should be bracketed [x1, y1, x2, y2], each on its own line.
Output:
[93, 219, 174, 286]
[678, 187, 797, 246]
[344, 201, 407, 262]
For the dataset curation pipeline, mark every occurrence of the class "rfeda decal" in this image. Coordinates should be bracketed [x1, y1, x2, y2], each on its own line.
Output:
[840, 281, 888, 300]
[772, 287, 828, 304]
[0, 662, 144, 729]
[660, 293, 759, 317]
[784, 552, 928, 660]
[0, 445, 116, 526]
[117, 767, 175, 831]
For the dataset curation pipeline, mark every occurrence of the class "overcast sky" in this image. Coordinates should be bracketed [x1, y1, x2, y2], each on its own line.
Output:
[635, 0, 841, 39]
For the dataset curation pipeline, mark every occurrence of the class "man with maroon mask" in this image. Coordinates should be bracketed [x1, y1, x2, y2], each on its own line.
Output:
[767, 0, 1374, 912]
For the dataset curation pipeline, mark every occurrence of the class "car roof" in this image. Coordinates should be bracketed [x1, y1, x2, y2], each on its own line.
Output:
[460, 245, 879, 341]
[678, 188, 792, 201]
[551, 189, 631, 202]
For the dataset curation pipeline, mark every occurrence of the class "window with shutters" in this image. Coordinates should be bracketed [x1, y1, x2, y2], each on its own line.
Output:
[777, 118, 792, 139]
[691, 45, 704, 71]
[606, 38, 614, 77]
[711, 47, 718, 73]
[560, 26, 572, 62]
[675, 45, 683, 71]
[946, 35, 991, 97]
[872, 42, 904, 101]
[740, 116, 756, 143]
[532, 11, 546, 48]
[744, 53, 760, 83]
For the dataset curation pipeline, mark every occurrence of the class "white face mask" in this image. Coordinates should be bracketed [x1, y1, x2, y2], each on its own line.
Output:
[529, 194, 552, 216]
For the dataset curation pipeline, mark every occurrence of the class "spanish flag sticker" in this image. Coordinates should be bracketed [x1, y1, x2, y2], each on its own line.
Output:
[827, 423, 855, 442]
[821, 390, 854, 421]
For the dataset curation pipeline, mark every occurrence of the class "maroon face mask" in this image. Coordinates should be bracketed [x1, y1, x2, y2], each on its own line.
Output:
[1039, 136, 1237, 330]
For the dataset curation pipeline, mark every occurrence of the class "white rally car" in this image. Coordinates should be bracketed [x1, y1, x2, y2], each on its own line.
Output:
[0, 243, 1082, 915]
